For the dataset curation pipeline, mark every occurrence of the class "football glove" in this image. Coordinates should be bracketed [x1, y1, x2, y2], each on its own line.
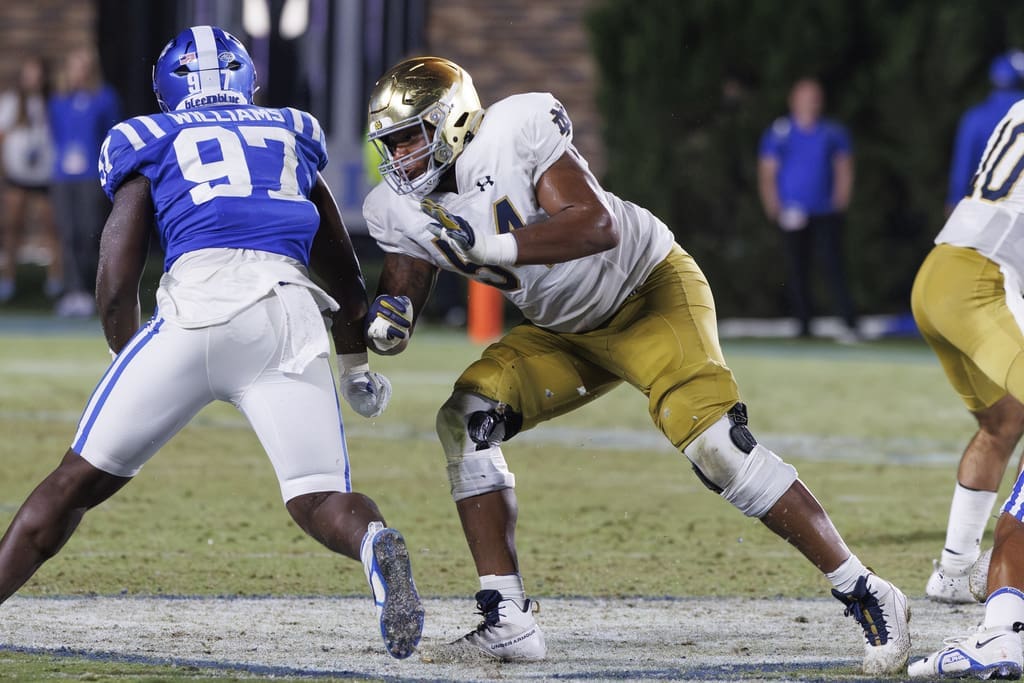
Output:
[421, 197, 518, 266]
[337, 352, 392, 418]
[366, 295, 413, 353]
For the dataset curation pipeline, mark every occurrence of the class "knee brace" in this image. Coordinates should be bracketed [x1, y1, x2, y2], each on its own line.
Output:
[436, 391, 517, 501]
[682, 403, 797, 518]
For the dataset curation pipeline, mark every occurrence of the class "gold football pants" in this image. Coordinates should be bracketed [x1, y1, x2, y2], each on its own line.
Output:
[453, 244, 741, 449]
[912, 243, 1024, 411]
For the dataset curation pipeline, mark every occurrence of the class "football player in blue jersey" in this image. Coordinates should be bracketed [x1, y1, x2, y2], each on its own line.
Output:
[0, 26, 423, 659]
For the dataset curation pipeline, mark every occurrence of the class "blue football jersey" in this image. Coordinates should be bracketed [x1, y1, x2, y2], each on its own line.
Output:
[98, 105, 328, 269]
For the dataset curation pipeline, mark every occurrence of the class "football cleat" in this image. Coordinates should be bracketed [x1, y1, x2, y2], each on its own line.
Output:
[832, 574, 912, 675]
[420, 589, 546, 663]
[927, 558, 978, 604]
[361, 523, 425, 659]
[908, 624, 1023, 679]
[971, 549, 994, 603]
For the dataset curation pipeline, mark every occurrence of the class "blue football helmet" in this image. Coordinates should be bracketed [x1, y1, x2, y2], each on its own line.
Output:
[152, 26, 257, 112]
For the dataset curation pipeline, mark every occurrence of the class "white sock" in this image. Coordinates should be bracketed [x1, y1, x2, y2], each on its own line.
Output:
[940, 483, 998, 570]
[360, 521, 385, 579]
[825, 554, 870, 594]
[480, 573, 526, 610]
[983, 587, 1024, 629]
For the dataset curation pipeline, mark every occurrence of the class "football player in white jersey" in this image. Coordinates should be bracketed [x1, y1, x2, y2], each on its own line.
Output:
[0, 27, 424, 659]
[908, 98, 1024, 678]
[361, 56, 909, 673]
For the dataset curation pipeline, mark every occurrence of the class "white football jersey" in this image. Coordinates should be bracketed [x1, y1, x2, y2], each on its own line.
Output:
[937, 98, 1024, 282]
[363, 92, 675, 333]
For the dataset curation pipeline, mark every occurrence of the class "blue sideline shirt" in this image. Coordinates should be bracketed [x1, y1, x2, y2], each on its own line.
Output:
[49, 85, 121, 182]
[947, 89, 1024, 206]
[758, 116, 852, 216]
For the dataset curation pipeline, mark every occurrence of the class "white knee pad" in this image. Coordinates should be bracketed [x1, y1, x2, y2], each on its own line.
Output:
[683, 410, 797, 518]
[436, 391, 516, 501]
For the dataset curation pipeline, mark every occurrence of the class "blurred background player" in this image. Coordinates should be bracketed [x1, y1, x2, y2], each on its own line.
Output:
[945, 50, 1024, 216]
[0, 55, 60, 303]
[908, 94, 1024, 678]
[362, 56, 909, 674]
[47, 47, 120, 317]
[757, 77, 859, 342]
[924, 49, 1024, 606]
[0, 26, 423, 660]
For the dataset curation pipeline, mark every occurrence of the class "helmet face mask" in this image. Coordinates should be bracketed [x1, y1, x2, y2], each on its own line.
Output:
[368, 57, 482, 198]
[153, 26, 257, 112]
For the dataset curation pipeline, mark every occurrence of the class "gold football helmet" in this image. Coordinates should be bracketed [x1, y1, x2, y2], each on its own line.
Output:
[367, 56, 483, 197]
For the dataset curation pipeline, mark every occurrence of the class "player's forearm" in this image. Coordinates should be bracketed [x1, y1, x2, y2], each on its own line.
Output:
[512, 204, 618, 265]
[375, 254, 436, 329]
[97, 287, 140, 353]
[330, 312, 369, 355]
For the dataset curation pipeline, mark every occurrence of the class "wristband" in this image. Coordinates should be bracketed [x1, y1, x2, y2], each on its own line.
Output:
[337, 352, 369, 376]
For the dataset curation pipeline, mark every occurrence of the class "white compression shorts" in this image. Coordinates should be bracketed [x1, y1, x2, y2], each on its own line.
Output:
[72, 290, 351, 502]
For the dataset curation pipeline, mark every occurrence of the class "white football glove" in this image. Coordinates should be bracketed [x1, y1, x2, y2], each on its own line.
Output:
[337, 352, 392, 418]
[366, 294, 413, 353]
[421, 197, 518, 266]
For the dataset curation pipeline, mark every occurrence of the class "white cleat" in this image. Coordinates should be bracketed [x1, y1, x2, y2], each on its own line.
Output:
[421, 589, 546, 663]
[832, 573, 912, 675]
[928, 559, 978, 604]
[361, 523, 425, 659]
[970, 549, 994, 603]
[908, 624, 1023, 679]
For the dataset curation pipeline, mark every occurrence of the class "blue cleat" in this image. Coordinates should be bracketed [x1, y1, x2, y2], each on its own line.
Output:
[361, 523, 424, 659]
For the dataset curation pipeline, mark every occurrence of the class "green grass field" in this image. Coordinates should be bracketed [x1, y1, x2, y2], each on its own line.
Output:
[0, 324, 1009, 680]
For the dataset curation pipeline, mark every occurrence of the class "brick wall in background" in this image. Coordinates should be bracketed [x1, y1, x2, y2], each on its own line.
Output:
[426, 0, 604, 176]
[0, 1, 96, 92]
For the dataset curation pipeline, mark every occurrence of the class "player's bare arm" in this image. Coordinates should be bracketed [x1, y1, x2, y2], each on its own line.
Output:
[367, 253, 438, 355]
[309, 173, 368, 355]
[96, 172, 153, 354]
[512, 151, 617, 265]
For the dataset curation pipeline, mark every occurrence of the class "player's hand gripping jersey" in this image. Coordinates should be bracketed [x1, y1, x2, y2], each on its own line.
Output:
[98, 105, 337, 329]
[363, 93, 675, 333]
[939, 98, 1024, 284]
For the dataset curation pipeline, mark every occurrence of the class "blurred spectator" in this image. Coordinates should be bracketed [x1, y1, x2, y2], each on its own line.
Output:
[0, 55, 60, 303]
[946, 50, 1024, 214]
[48, 47, 120, 317]
[757, 77, 858, 342]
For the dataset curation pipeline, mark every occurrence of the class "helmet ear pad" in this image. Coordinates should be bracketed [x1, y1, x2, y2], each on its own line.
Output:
[152, 25, 257, 112]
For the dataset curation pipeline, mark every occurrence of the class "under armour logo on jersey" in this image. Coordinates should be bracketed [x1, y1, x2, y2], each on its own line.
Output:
[550, 103, 572, 136]
[476, 176, 494, 191]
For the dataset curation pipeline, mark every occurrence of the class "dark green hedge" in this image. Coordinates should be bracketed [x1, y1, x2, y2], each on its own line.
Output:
[587, 0, 1024, 316]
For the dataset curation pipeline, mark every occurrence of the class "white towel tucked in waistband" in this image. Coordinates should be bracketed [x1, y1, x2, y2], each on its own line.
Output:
[274, 282, 331, 374]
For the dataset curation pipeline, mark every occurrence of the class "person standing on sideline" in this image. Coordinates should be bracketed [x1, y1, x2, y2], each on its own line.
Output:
[48, 47, 120, 317]
[946, 50, 1024, 216]
[0, 26, 424, 659]
[757, 77, 858, 342]
[0, 55, 60, 302]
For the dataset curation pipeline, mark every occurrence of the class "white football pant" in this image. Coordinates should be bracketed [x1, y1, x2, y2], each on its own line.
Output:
[72, 291, 350, 501]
